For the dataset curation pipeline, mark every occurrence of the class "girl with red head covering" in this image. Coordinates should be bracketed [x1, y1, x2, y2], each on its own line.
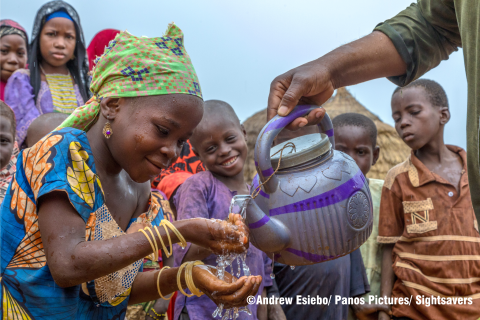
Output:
[87, 29, 120, 71]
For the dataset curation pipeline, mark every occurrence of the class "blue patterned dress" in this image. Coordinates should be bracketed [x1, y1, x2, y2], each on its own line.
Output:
[0, 128, 168, 319]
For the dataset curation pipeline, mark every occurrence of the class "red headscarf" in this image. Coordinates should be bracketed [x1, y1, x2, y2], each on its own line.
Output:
[86, 29, 120, 71]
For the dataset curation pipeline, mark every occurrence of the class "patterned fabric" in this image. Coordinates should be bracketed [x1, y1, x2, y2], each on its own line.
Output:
[5, 69, 85, 146]
[151, 141, 205, 199]
[59, 23, 203, 131]
[0, 19, 28, 43]
[87, 29, 120, 71]
[378, 146, 480, 320]
[44, 71, 79, 113]
[0, 128, 165, 320]
[0, 141, 18, 205]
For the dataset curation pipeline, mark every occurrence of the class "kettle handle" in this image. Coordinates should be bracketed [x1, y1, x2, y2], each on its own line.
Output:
[253, 105, 334, 193]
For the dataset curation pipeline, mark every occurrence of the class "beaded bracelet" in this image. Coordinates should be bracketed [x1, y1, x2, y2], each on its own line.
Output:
[151, 309, 166, 318]
[156, 266, 174, 300]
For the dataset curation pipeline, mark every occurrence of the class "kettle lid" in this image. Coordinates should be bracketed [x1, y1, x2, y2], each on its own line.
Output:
[270, 133, 331, 169]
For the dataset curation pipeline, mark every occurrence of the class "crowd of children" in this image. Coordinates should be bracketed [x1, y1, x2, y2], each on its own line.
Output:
[1, 1, 479, 320]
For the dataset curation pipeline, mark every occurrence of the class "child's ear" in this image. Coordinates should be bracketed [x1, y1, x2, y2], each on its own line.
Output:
[372, 146, 380, 166]
[99, 97, 122, 120]
[240, 124, 247, 142]
[439, 106, 450, 125]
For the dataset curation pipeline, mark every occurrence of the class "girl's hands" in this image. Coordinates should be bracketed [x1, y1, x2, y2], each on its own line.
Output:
[182, 214, 249, 255]
[192, 265, 261, 308]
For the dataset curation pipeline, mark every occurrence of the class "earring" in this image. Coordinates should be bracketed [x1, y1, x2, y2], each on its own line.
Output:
[103, 120, 113, 139]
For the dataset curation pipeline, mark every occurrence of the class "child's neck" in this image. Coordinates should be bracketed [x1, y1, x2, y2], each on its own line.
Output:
[414, 135, 451, 166]
[211, 169, 249, 195]
[40, 61, 69, 75]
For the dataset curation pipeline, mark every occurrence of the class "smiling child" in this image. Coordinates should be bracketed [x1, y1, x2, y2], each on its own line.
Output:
[173, 100, 281, 320]
[378, 79, 480, 320]
[5, 1, 90, 146]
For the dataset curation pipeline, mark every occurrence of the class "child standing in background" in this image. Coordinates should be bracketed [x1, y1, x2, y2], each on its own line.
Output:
[272, 121, 370, 320]
[378, 79, 480, 320]
[0, 19, 28, 101]
[332, 113, 390, 320]
[0, 101, 17, 204]
[5, 0, 90, 146]
[173, 100, 283, 320]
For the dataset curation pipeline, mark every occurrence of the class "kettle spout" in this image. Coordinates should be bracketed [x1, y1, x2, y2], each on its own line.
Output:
[245, 199, 290, 253]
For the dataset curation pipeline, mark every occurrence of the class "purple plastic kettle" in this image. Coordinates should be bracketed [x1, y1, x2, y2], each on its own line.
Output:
[242, 105, 373, 266]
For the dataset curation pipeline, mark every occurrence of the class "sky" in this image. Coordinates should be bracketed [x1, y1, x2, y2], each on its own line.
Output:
[1, 0, 468, 148]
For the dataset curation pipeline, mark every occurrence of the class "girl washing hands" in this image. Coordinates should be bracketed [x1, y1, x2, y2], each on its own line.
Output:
[0, 24, 260, 320]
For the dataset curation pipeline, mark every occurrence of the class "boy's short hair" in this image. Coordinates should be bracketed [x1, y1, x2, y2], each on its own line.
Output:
[332, 113, 377, 147]
[393, 79, 449, 109]
[203, 99, 240, 125]
[26, 113, 69, 147]
[0, 101, 16, 137]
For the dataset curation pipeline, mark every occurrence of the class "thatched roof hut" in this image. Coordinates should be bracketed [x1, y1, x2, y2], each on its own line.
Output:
[242, 87, 411, 183]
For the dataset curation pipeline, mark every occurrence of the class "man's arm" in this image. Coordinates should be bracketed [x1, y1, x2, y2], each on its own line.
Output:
[267, 0, 460, 129]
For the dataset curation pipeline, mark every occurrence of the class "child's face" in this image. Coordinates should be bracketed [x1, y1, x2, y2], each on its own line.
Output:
[0, 34, 27, 82]
[103, 94, 203, 183]
[391, 87, 448, 150]
[0, 116, 14, 169]
[39, 18, 76, 68]
[193, 117, 248, 178]
[334, 125, 379, 176]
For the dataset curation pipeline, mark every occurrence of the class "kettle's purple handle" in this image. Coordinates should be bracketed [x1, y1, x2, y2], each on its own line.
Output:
[253, 105, 334, 193]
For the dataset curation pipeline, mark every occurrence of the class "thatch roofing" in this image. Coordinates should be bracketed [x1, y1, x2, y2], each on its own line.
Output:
[242, 87, 411, 183]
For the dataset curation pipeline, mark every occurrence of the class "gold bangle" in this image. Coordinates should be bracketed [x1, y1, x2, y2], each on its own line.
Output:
[154, 225, 172, 258]
[177, 262, 194, 297]
[145, 227, 159, 262]
[185, 261, 204, 297]
[157, 266, 174, 300]
[139, 229, 156, 261]
[162, 219, 187, 248]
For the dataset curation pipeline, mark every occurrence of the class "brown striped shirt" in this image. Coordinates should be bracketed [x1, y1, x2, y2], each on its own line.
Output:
[378, 146, 480, 319]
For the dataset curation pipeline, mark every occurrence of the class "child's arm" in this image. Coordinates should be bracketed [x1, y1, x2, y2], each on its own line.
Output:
[37, 191, 248, 288]
[378, 244, 395, 320]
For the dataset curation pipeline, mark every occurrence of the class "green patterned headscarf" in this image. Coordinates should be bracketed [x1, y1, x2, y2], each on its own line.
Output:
[58, 23, 202, 130]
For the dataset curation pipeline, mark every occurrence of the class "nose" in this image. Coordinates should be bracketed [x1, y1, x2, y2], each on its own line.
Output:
[54, 38, 66, 49]
[218, 143, 232, 156]
[5, 52, 19, 64]
[400, 116, 410, 129]
[159, 142, 178, 162]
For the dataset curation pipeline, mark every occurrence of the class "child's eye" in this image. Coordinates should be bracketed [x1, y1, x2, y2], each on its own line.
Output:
[226, 136, 236, 142]
[394, 117, 401, 123]
[46, 32, 55, 37]
[156, 125, 169, 136]
[411, 110, 421, 115]
[0, 49, 8, 55]
[206, 146, 217, 153]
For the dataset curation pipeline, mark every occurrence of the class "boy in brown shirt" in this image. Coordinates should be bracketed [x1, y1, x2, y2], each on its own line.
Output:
[378, 79, 480, 320]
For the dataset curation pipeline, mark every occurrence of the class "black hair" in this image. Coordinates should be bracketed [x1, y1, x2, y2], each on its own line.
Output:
[332, 113, 377, 148]
[0, 101, 16, 137]
[393, 79, 448, 109]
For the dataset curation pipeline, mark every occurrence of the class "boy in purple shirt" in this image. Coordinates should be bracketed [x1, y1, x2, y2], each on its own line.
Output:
[173, 100, 282, 320]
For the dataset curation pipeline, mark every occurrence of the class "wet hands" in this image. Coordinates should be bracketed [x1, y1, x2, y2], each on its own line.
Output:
[193, 264, 262, 309]
[188, 214, 249, 255]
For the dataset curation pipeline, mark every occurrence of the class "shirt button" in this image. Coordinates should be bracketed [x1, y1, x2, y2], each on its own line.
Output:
[448, 192, 454, 197]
